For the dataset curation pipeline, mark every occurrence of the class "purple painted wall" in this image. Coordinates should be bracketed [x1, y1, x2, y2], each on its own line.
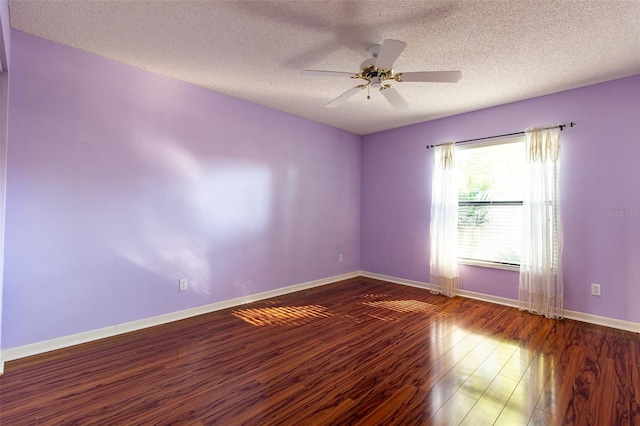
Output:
[0, 71, 7, 356]
[0, 0, 9, 360]
[2, 31, 361, 349]
[0, 74, 6, 360]
[361, 75, 640, 323]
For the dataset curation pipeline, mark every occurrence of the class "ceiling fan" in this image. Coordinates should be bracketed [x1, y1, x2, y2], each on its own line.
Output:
[301, 39, 461, 109]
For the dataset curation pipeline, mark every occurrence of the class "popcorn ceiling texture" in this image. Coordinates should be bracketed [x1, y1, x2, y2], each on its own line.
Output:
[8, 0, 640, 135]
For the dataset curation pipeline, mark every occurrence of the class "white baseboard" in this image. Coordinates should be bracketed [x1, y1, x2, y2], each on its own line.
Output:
[1, 271, 361, 366]
[2, 269, 637, 372]
[360, 271, 640, 333]
[562, 310, 640, 333]
[360, 271, 434, 291]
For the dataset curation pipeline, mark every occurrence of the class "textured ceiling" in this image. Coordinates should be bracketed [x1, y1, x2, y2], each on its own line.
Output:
[8, 0, 640, 135]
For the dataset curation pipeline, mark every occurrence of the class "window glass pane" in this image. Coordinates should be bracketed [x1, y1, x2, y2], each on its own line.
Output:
[456, 139, 525, 265]
[457, 141, 524, 202]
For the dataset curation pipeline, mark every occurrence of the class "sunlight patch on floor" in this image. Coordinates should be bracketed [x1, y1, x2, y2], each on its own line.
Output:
[361, 293, 391, 299]
[362, 299, 440, 314]
[232, 305, 332, 327]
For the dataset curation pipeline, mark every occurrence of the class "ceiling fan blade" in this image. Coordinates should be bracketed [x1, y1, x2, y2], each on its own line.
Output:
[301, 70, 358, 78]
[380, 86, 409, 109]
[326, 85, 366, 108]
[396, 71, 462, 83]
[375, 39, 407, 69]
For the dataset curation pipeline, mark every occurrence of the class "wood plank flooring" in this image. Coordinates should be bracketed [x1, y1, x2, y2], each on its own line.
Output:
[1, 276, 639, 425]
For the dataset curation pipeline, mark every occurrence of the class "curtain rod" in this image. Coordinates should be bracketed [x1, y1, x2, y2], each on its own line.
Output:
[425, 122, 576, 149]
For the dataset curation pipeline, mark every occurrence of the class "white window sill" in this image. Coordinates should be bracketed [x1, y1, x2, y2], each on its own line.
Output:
[458, 258, 520, 272]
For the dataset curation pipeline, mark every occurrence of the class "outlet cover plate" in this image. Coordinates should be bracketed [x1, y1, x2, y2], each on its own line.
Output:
[179, 278, 188, 291]
[591, 283, 601, 296]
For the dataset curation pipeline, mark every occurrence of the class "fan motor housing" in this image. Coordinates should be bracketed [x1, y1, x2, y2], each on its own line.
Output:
[359, 65, 394, 87]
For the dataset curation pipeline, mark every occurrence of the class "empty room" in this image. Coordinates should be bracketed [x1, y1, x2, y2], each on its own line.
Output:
[0, 1, 638, 425]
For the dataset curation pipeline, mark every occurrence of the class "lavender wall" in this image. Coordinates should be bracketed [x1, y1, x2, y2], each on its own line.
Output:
[0, 1, 9, 359]
[0, 71, 7, 357]
[2, 31, 361, 349]
[362, 75, 640, 323]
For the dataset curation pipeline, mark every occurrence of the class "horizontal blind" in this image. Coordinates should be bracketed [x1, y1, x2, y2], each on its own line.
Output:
[458, 204, 522, 265]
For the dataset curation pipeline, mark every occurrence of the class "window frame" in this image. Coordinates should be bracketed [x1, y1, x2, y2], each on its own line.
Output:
[455, 136, 525, 271]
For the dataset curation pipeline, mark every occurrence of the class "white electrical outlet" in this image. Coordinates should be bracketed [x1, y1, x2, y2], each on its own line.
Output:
[339, 254, 344, 263]
[179, 278, 188, 291]
[591, 283, 601, 296]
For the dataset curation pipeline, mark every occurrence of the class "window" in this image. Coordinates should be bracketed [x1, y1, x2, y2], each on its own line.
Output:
[456, 137, 525, 269]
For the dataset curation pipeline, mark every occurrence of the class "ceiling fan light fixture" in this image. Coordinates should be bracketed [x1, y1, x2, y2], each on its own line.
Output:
[370, 76, 382, 88]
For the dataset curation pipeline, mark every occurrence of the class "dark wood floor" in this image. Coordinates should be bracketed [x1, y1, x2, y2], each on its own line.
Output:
[1, 277, 638, 425]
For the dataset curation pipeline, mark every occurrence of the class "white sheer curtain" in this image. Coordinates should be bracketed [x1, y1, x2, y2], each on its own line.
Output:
[519, 127, 563, 318]
[430, 143, 459, 297]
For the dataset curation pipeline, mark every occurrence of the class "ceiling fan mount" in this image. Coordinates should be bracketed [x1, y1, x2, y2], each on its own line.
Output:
[359, 43, 381, 69]
[368, 43, 381, 58]
[302, 39, 462, 109]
